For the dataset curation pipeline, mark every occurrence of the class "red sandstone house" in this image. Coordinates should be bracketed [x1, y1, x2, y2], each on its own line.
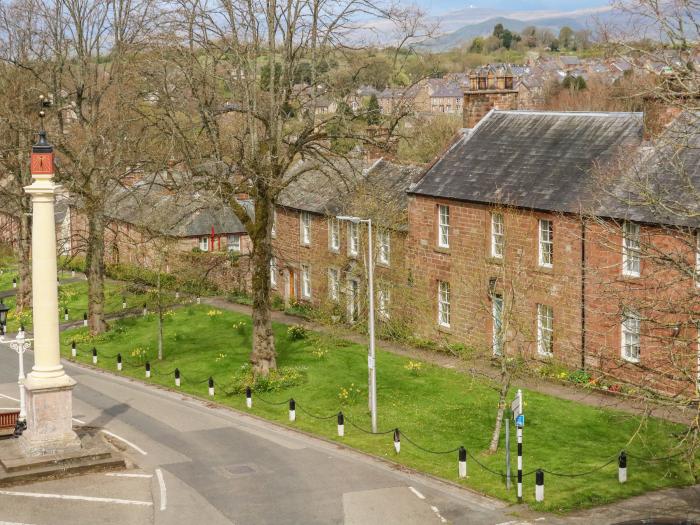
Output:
[407, 107, 699, 394]
[271, 158, 421, 326]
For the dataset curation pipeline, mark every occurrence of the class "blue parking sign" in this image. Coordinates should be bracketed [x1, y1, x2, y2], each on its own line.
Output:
[516, 414, 525, 428]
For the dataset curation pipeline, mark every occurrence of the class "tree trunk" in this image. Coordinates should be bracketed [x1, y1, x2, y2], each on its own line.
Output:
[489, 362, 511, 453]
[85, 212, 106, 334]
[250, 227, 276, 376]
[15, 201, 32, 313]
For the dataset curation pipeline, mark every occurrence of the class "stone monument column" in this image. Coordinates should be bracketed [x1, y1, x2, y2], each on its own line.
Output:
[20, 129, 80, 456]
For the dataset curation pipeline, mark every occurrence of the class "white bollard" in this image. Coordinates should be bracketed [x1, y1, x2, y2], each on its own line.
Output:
[117, 354, 122, 372]
[458, 447, 467, 479]
[337, 412, 345, 437]
[71, 341, 77, 358]
[289, 399, 296, 422]
[64, 308, 68, 321]
[245, 387, 252, 408]
[535, 469, 544, 502]
[175, 369, 181, 387]
[92, 347, 97, 364]
[618, 452, 627, 483]
[145, 362, 151, 378]
[393, 429, 401, 453]
[83, 313, 88, 327]
[208, 377, 215, 397]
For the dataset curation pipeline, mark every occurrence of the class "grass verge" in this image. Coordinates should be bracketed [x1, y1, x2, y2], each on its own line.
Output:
[58, 305, 695, 513]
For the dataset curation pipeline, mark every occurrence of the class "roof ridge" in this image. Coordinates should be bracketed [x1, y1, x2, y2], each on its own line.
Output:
[493, 110, 643, 117]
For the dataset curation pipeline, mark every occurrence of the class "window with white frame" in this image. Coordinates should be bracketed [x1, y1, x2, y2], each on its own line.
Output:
[329, 218, 340, 252]
[537, 304, 553, 356]
[622, 310, 641, 362]
[199, 236, 209, 252]
[270, 257, 277, 287]
[491, 213, 504, 258]
[538, 219, 553, 267]
[378, 230, 390, 265]
[328, 268, 339, 301]
[438, 281, 450, 328]
[492, 294, 503, 355]
[378, 288, 390, 320]
[300, 211, 311, 245]
[438, 205, 450, 248]
[228, 234, 241, 253]
[271, 209, 277, 238]
[301, 264, 311, 298]
[348, 222, 359, 257]
[622, 221, 641, 276]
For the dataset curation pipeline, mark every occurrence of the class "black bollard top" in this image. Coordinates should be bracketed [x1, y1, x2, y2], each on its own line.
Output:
[92, 347, 97, 356]
[174, 368, 180, 378]
[289, 398, 296, 410]
[208, 376, 214, 388]
[393, 428, 400, 442]
[459, 446, 467, 462]
[619, 451, 627, 468]
[145, 361, 151, 371]
[337, 412, 344, 425]
[536, 469, 544, 485]
[245, 386, 252, 398]
[117, 353, 122, 362]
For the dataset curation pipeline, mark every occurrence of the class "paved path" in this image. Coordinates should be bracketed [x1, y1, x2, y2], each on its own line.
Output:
[203, 297, 693, 425]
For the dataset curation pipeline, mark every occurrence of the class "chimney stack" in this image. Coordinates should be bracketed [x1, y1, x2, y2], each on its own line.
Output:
[463, 65, 519, 128]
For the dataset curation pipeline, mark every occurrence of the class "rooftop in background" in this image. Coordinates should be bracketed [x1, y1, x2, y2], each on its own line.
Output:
[410, 110, 644, 214]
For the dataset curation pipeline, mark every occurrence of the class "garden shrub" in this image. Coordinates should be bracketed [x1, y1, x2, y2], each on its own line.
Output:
[223, 363, 308, 394]
[287, 324, 307, 341]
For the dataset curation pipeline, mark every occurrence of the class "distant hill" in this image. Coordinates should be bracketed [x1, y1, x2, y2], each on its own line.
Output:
[423, 15, 585, 51]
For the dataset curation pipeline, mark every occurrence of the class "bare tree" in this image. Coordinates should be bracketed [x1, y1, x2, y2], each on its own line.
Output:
[0, 0, 160, 334]
[142, 0, 429, 375]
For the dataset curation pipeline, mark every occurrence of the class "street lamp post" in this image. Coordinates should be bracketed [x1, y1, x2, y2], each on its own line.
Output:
[0, 323, 33, 427]
[337, 215, 377, 433]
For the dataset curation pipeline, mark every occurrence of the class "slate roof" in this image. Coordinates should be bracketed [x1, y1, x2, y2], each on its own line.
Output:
[431, 82, 462, 98]
[595, 112, 700, 227]
[409, 110, 644, 214]
[277, 158, 421, 227]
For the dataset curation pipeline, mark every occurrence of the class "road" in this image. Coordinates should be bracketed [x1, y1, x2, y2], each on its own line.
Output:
[0, 344, 524, 525]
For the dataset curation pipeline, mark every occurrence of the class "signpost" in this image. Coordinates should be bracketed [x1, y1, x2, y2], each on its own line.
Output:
[512, 389, 524, 502]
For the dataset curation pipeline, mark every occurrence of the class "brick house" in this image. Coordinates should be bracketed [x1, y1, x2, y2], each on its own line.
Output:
[406, 108, 700, 393]
[271, 158, 421, 327]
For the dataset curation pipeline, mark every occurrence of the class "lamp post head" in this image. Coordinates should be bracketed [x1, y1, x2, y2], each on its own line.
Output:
[0, 301, 8, 326]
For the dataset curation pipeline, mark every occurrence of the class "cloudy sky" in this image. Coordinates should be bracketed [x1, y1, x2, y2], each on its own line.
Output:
[417, 0, 609, 15]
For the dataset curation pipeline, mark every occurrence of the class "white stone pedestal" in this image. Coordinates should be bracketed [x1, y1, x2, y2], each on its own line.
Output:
[19, 375, 81, 457]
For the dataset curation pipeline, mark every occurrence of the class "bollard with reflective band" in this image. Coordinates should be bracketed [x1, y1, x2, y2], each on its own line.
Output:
[92, 347, 97, 364]
[64, 308, 68, 321]
[208, 377, 215, 397]
[337, 412, 345, 437]
[83, 312, 88, 327]
[174, 368, 181, 387]
[289, 399, 296, 421]
[245, 386, 252, 408]
[458, 446, 467, 478]
[117, 353, 122, 371]
[393, 428, 401, 453]
[145, 361, 151, 378]
[618, 451, 627, 483]
[535, 469, 544, 502]
[71, 341, 77, 358]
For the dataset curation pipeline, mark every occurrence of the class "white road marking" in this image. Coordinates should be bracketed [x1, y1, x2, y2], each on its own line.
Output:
[408, 486, 425, 500]
[0, 393, 19, 402]
[0, 490, 152, 506]
[430, 505, 447, 523]
[101, 429, 148, 455]
[0, 521, 37, 525]
[155, 468, 167, 511]
[105, 473, 153, 478]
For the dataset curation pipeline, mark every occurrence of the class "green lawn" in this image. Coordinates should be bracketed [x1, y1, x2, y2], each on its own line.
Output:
[58, 306, 695, 513]
[0, 267, 18, 291]
[2, 281, 155, 332]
